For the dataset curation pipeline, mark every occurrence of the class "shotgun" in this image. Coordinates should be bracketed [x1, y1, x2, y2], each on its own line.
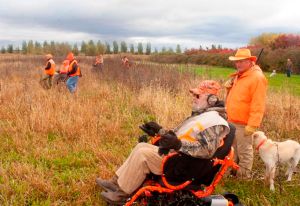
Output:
[256, 48, 264, 65]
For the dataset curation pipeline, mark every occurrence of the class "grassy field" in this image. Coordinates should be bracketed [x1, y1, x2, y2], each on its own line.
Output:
[0, 55, 300, 205]
[193, 66, 300, 96]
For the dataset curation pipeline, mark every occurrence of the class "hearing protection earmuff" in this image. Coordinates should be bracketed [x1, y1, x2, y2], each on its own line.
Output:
[207, 94, 219, 106]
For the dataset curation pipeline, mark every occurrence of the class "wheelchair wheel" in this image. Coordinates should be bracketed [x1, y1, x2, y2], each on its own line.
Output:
[223, 192, 243, 206]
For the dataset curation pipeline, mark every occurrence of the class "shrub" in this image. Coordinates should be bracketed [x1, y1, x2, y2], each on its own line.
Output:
[150, 47, 300, 73]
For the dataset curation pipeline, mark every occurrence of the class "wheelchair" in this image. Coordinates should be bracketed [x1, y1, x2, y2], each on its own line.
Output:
[113, 124, 242, 206]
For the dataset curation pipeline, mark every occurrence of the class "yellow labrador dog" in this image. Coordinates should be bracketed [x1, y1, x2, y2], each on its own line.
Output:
[252, 131, 300, 191]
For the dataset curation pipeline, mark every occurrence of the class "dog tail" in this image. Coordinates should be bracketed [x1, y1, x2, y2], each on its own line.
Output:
[293, 145, 300, 165]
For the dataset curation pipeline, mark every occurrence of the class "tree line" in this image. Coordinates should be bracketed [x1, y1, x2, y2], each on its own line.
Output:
[250, 33, 300, 49]
[0, 40, 182, 56]
[150, 33, 300, 73]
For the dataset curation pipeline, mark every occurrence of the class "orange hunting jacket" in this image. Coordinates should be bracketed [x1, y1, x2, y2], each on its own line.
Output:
[226, 65, 267, 127]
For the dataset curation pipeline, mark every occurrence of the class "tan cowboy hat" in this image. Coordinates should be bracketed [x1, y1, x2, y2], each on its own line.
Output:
[229, 48, 257, 61]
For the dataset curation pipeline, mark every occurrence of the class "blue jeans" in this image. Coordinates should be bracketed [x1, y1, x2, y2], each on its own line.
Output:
[66, 76, 79, 93]
[286, 69, 291, 77]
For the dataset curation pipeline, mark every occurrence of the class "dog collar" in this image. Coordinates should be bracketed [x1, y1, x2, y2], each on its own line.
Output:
[256, 139, 266, 151]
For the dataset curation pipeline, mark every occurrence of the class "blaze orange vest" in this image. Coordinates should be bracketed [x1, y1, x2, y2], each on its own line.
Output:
[45, 59, 55, 76]
[95, 56, 103, 64]
[68, 60, 81, 77]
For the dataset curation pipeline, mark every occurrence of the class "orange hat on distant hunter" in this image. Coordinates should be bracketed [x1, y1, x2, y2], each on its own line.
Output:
[45, 53, 53, 59]
[66, 52, 74, 61]
[189, 80, 221, 95]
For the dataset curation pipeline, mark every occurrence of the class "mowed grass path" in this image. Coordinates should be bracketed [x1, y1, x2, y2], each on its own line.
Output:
[193, 66, 300, 96]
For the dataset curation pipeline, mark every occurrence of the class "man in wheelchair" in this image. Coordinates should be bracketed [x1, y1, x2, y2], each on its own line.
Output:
[96, 80, 238, 205]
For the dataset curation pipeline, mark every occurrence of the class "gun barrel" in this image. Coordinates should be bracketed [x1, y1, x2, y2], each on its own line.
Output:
[256, 48, 264, 64]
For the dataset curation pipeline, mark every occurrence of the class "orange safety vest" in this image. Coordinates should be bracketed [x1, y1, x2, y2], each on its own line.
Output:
[60, 60, 69, 74]
[68, 60, 81, 77]
[122, 58, 129, 64]
[45, 59, 55, 76]
[95, 56, 103, 64]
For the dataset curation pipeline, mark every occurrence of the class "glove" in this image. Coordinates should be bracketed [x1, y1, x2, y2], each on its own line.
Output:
[139, 121, 162, 137]
[245, 125, 257, 136]
[138, 134, 149, 143]
[158, 148, 170, 156]
[159, 130, 182, 155]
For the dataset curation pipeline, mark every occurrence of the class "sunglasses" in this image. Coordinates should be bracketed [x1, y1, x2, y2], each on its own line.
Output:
[192, 93, 200, 99]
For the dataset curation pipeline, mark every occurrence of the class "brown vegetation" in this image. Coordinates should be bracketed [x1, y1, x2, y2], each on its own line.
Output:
[0, 54, 299, 205]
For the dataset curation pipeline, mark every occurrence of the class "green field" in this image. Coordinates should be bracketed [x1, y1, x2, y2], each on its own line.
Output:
[193, 66, 300, 96]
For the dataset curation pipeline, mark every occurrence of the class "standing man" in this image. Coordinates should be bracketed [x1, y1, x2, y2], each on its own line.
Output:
[93, 55, 104, 71]
[40, 54, 55, 89]
[225, 48, 267, 179]
[66, 52, 81, 93]
[121, 56, 130, 69]
[54, 60, 69, 85]
[286, 58, 293, 77]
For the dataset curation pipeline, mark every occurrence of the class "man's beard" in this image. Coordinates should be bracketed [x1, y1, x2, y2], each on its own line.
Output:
[192, 102, 208, 113]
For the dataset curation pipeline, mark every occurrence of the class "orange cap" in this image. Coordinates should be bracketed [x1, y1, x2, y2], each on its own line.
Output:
[45, 54, 53, 59]
[190, 80, 221, 95]
[66, 52, 74, 61]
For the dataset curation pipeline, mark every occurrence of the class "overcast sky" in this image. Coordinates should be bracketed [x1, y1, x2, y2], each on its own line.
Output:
[0, 0, 299, 49]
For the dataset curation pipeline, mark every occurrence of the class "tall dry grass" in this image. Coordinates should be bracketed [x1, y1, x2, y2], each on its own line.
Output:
[0, 54, 299, 205]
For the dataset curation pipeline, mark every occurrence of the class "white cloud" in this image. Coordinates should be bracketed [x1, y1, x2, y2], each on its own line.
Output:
[0, 0, 299, 48]
[0, 22, 97, 43]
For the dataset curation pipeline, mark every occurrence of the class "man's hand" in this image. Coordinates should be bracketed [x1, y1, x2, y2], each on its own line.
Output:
[245, 125, 257, 136]
[158, 148, 169, 156]
[224, 78, 234, 89]
[139, 121, 162, 137]
[159, 130, 182, 152]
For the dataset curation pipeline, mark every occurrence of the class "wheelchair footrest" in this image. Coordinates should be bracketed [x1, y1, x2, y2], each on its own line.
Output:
[209, 195, 231, 206]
